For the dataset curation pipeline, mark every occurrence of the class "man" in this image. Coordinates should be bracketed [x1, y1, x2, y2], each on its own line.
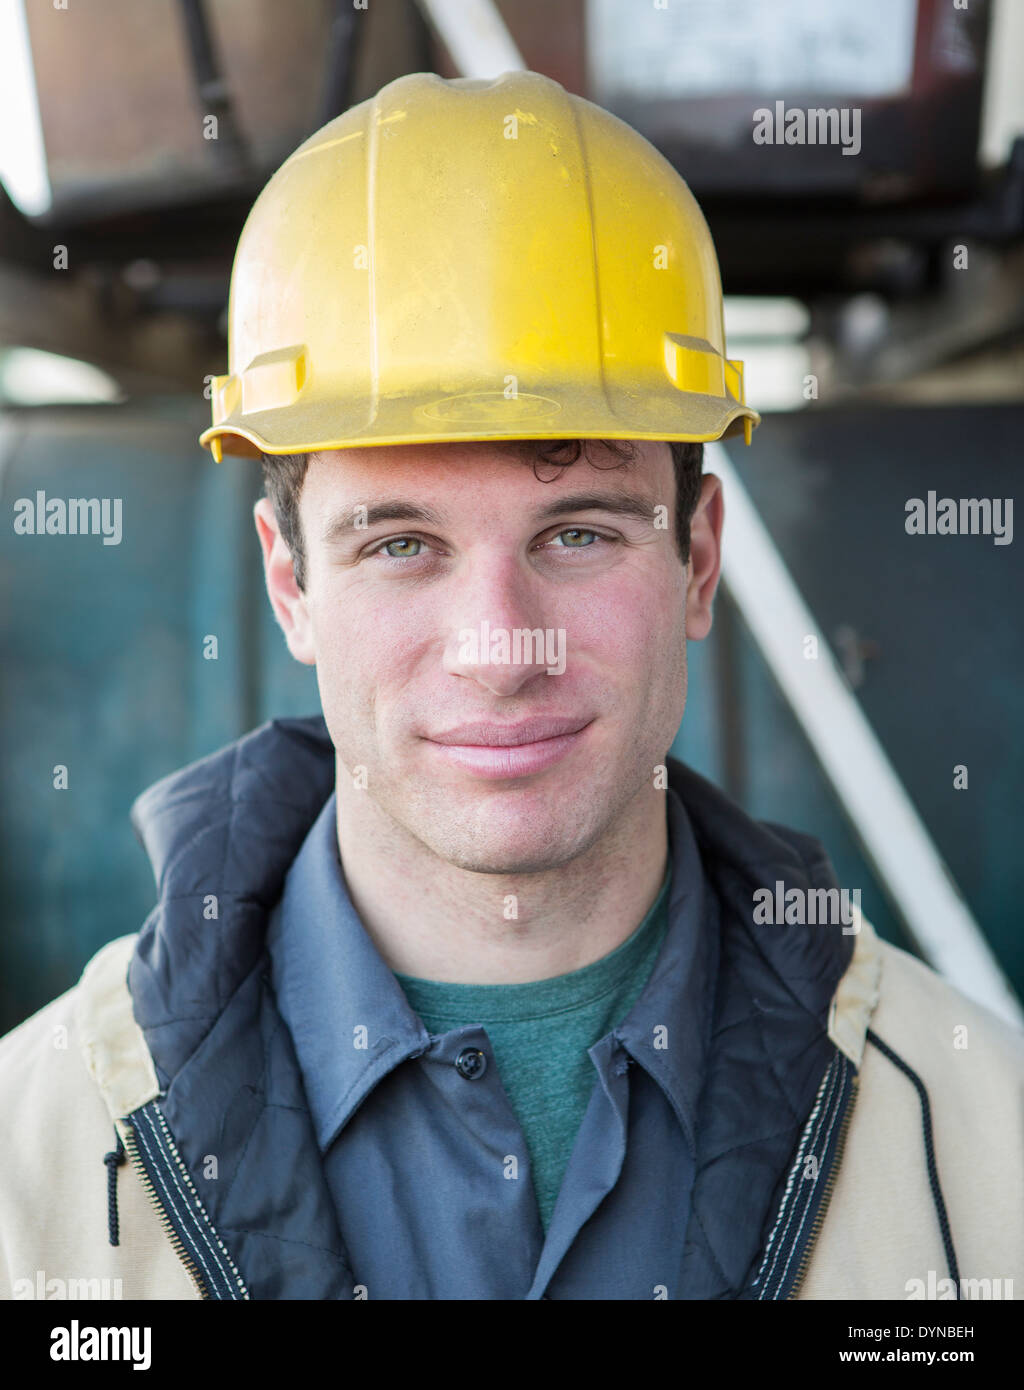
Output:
[1, 70, 1021, 1301]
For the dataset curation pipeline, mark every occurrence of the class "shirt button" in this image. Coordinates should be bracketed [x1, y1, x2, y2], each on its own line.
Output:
[454, 1047, 487, 1079]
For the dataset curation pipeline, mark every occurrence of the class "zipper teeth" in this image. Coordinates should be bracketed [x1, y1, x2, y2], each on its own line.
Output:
[149, 1106, 249, 1298]
[120, 1124, 211, 1300]
[787, 1073, 859, 1300]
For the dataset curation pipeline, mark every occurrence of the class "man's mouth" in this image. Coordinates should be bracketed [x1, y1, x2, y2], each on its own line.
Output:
[423, 717, 594, 779]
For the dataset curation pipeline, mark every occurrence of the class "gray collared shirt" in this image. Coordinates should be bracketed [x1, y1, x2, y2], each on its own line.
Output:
[266, 785, 718, 1299]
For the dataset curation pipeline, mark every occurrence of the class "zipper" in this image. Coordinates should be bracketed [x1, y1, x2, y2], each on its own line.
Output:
[786, 1072, 859, 1300]
[746, 1049, 858, 1300]
[119, 1120, 211, 1300]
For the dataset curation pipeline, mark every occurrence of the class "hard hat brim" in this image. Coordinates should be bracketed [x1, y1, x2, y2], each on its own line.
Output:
[200, 389, 760, 462]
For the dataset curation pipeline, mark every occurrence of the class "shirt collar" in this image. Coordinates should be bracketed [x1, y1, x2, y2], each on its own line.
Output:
[615, 785, 718, 1153]
[267, 784, 717, 1154]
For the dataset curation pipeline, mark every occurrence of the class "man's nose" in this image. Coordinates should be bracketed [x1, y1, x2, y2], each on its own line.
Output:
[441, 554, 558, 695]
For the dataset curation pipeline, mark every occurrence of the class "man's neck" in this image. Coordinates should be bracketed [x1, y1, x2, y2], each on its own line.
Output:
[333, 773, 670, 985]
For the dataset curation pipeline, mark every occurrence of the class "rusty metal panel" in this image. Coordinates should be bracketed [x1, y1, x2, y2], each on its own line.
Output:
[24, 0, 335, 216]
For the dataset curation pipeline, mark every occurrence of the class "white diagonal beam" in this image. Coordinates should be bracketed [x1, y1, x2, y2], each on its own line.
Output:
[416, 0, 526, 79]
[708, 440, 1024, 1029]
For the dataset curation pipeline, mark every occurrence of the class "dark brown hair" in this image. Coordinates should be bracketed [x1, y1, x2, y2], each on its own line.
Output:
[260, 439, 704, 591]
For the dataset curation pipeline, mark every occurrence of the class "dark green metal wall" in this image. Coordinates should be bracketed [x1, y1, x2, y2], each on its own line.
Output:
[1, 396, 1020, 1034]
[1, 397, 318, 1032]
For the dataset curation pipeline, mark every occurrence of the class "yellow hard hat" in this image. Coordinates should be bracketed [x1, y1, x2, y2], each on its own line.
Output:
[200, 69, 760, 462]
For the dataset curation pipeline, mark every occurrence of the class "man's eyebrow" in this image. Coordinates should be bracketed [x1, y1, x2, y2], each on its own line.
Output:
[321, 501, 441, 544]
[531, 491, 658, 527]
[320, 490, 658, 544]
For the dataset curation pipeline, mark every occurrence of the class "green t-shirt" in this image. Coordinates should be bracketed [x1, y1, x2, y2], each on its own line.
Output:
[393, 864, 672, 1233]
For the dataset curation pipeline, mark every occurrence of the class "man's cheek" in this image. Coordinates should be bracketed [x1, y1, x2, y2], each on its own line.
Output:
[315, 640, 397, 751]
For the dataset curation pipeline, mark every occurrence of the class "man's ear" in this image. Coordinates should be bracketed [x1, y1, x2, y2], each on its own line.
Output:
[253, 497, 316, 665]
[684, 473, 724, 641]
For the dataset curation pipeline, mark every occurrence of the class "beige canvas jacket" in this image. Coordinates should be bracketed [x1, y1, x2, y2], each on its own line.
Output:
[1, 914, 1022, 1301]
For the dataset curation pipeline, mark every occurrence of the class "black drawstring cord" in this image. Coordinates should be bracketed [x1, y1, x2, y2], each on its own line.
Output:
[103, 1130, 127, 1246]
[866, 1029, 961, 1297]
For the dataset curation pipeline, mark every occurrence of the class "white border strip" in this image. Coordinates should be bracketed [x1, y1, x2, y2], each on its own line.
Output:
[708, 440, 1024, 1029]
[0, 0, 51, 216]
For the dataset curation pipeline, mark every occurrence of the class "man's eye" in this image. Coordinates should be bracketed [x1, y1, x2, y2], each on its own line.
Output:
[371, 536, 426, 561]
[367, 528, 610, 564]
[549, 527, 600, 548]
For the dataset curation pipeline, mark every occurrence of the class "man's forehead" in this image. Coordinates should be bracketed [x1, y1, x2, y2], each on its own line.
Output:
[308, 438, 666, 473]
[305, 440, 670, 541]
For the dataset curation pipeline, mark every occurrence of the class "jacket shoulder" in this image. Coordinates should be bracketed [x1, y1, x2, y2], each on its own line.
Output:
[801, 938, 1024, 1300]
[874, 938, 1024, 1058]
[0, 936, 199, 1301]
[0, 982, 78, 1072]
[0, 934, 160, 1120]
[0, 975, 88, 1126]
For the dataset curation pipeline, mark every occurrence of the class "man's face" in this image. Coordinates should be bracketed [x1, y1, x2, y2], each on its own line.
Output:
[255, 440, 722, 874]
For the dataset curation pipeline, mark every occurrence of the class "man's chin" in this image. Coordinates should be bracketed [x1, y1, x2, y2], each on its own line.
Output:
[412, 802, 592, 876]
[431, 841, 584, 877]
[372, 747, 620, 870]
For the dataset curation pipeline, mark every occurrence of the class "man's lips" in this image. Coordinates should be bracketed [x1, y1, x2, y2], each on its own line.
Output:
[423, 717, 594, 779]
[425, 716, 593, 747]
